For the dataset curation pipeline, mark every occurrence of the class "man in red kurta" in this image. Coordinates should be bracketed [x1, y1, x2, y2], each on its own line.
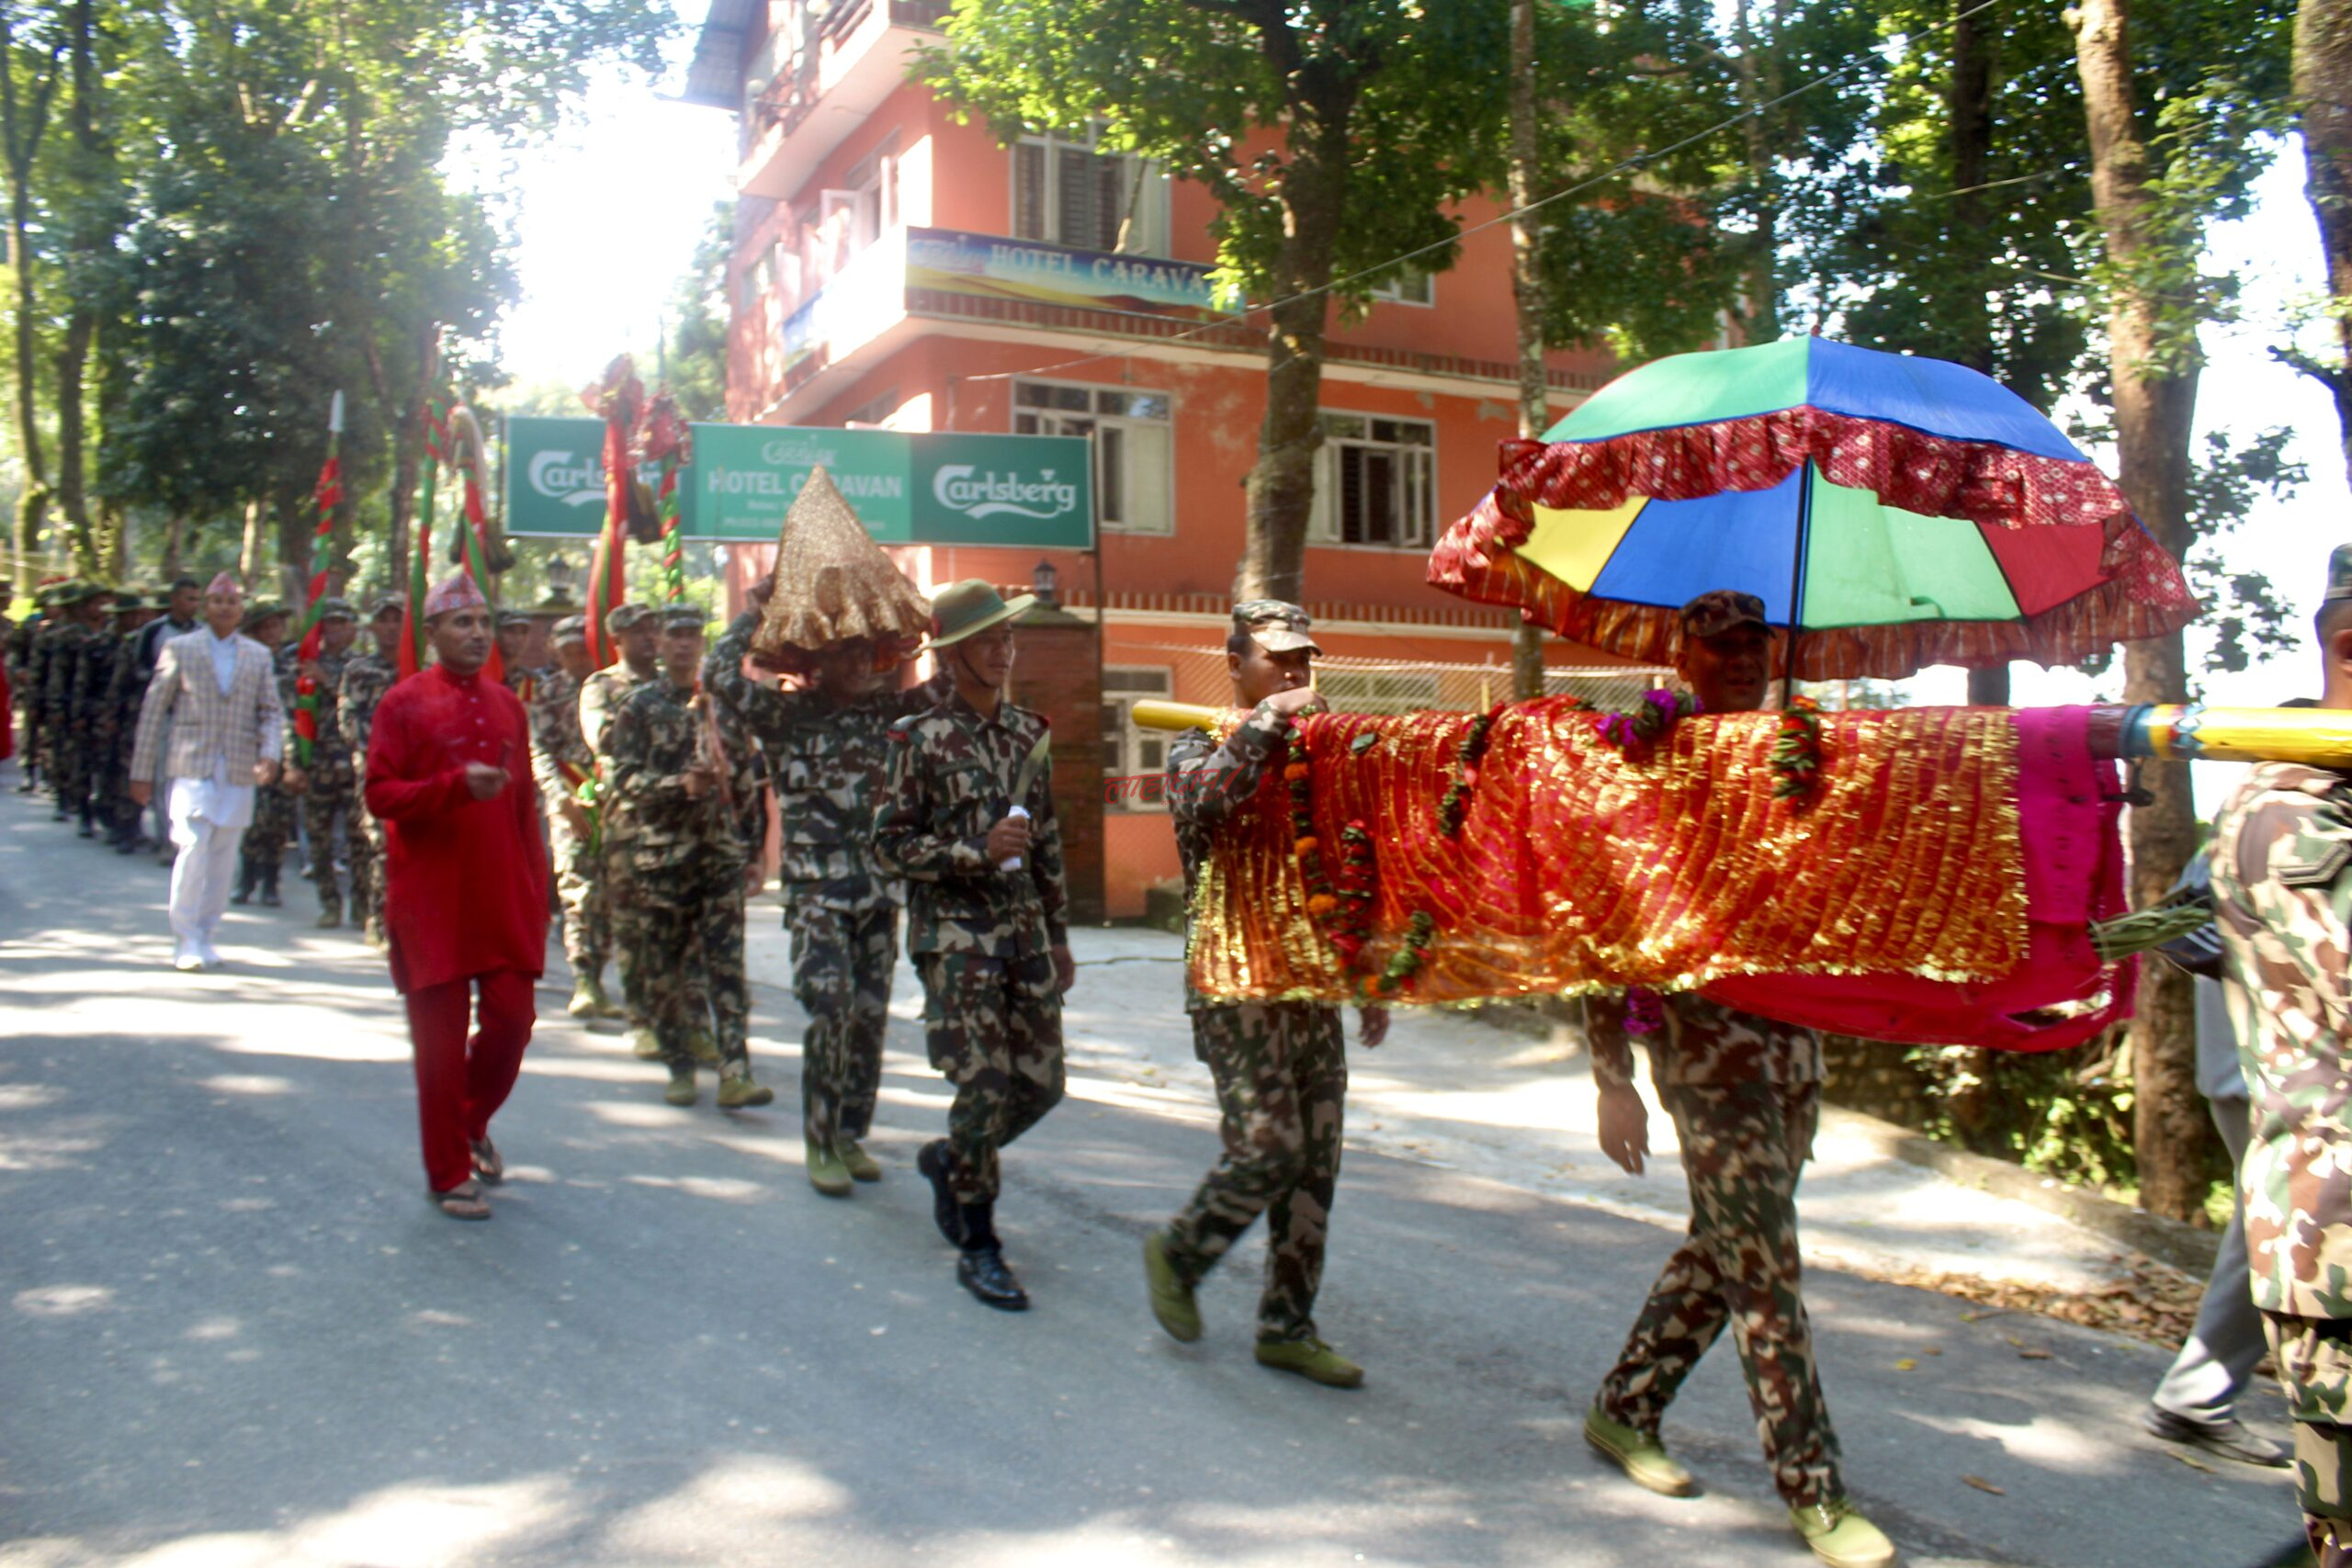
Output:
[365, 573, 549, 1220]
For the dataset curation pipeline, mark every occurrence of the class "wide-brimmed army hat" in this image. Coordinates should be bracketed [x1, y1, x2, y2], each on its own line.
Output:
[1679, 589, 1770, 639]
[923, 579, 1033, 651]
[1232, 599, 1320, 656]
[112, 591, 147, 613]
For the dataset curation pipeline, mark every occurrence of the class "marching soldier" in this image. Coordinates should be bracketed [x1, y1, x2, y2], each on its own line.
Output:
[1579, 590, 1894, 1568]
[12, 581, 62, 795]
[280, 598, 363, 928]
[496, 610, 541, 697]
[340, 594, 406, 947]
[81, 591, 146, 847]
[707, 576, 944, 1196]
[235, 600, 295, 907]
[44, 582, 111, 833]
[2211, 544, 2352, 1568]
[874, 580, 1075, 1312]
[582, 603, 707, 1062]
[527, 614, 622, 1020]
[600, 604, 772, 1110]
[1142, 601, 1386, 1389]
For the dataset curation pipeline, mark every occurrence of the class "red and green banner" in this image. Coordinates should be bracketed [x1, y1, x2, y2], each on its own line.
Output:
[639, 389, 690, 604]
[291, 391, 345, 766]
[582, 355, 643, 668]
[399, 389, 450, 682]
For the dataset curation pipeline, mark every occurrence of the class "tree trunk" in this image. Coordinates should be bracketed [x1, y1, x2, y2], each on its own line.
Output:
[276, 482, 311, 605]
[1238, 118, 1347, 604]
[1734, 0, 1782, 342]
[2071, 0, 2211, 1222]
[51, 0, 99, 576]
[1507, 0, 1549, 702]
[2298, 0, 2352, 491]
[1951, 6, 2009, 710]
[159, 512, 187, 579]
[52, 308, 93, 572]
[0, 12, 55, 600]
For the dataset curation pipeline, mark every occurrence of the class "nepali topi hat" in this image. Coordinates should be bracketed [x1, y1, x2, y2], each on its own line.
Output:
[750, 466, 932, 667]
[422, 572, 487, 622]
[924, 579, 1035, 651]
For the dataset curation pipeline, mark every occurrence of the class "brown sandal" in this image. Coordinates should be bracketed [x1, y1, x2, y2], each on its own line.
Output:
[469, 1136, 504, 1184]
[429, 1180, 492, 1221]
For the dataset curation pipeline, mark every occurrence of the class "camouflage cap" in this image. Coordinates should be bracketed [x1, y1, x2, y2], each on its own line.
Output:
[496, 609, 535, 630]
[366, 592, 405, 618]
[243, 599, 289, 627]
[2328, 543, 2352, 603]
[312, 596, 358, 623]
[1679, 589, 1770, 638]
[607, 601, 652, 632]
[111, 591, 146, 613]
[551, 614, 588, 643]
[1232, 599, 1321, 656]
[655, 604, 707, 633]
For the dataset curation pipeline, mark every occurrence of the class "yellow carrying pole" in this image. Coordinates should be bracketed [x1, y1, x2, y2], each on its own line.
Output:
[1129, 697, 2352, 771]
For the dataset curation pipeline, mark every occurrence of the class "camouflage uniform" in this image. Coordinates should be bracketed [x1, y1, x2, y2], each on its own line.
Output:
[73, 612, 128, 837]
[280, 630, 358, 923]
[13, 603, 57, 791]
[2211, 754, 2352, 1563]
[1587, 989, 1844, 1510]
[705, 609, 944, 1148]
[1159, 701, 1351, 1342]
[600, 665, 763, 1077]
[338, 647, 398, 939]
[874, 687, 1069, 1206]
[42, 603, 97, 828]
[581, 634, 662, 1029]
[94, 602, 149, 845]
[526, 658, 607, 984]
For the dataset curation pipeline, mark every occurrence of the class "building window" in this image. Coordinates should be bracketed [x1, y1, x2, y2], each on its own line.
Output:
[1012, 378, 1174, 535]
[1012, 125, 1169, 254]
[1102, 666, 1174, 811]
[1308, 412, 1436, 548]
[1367, 265, 1434, 306]
[1316, 669, 1442, 716]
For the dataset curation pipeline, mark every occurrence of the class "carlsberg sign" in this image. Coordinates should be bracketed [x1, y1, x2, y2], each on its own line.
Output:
[503, 417, 1092, 549]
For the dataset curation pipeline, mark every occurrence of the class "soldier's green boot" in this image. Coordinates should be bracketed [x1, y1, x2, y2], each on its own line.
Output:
[316, 894, 343, 931]
[1142, 1232, 1202, 1343]
[1254, 1337, 1363, 1389]
[685, 1027, 722, 1066]
[1583, 1406, 1696, 1497]
[805, 1138, 854, 1196]
[663, 1064, 696, 1106]
[717, 1072, 775, 1110]
[1789, 1500, 1896, 1568]
[834, 1137, 882, 1182]
[567, 975, 610, 1020]
[259, 868, 282, 908]
[630, 1025, 662, 1060]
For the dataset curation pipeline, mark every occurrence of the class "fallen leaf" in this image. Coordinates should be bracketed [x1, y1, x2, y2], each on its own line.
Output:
[1962, 1475, 2007, 1496]
[2018, 1348, 2053, 1360]
[1923, 1346, 1944, 1356]
[1894, 1359, 1917, 1371]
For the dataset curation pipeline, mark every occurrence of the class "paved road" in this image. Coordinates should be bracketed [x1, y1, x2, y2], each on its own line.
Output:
[0, 784, 2306, 1568]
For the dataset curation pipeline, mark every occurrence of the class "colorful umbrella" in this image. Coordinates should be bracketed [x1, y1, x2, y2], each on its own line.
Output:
[1428, 336, 2199, 681]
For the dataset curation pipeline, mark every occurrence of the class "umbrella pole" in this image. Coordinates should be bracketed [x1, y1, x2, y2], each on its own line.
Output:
[1780, 459, 1814, 706]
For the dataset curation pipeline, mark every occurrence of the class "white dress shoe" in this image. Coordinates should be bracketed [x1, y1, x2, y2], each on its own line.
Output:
[173, 949, 205, 973]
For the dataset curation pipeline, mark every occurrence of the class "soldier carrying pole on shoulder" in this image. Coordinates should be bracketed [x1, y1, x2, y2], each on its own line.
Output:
[875, 579, 1075, 1312]
[1579, 590, 1895, 1568]
[2211, 543, 2352, 1568]
[1142, 599, 1387, 1391]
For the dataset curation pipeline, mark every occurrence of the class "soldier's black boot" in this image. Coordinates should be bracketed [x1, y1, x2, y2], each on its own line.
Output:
[260, 868, 282, 908]
[916, 1139, 965, 1247]
[230, 857, 255, 906]
[955, 1204, 1029, 1312]
[76, 808, 95, 839]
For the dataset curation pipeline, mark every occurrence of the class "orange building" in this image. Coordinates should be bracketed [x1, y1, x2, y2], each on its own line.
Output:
[682, 0, 1664, 917]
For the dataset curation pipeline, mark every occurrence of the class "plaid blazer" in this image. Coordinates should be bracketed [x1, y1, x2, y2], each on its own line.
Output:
[130, 628, 285, 784]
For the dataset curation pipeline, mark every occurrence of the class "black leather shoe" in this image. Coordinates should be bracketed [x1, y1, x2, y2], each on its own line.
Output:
[957, 1246, 1030, 1311]
[916, 1139, 965, 1247]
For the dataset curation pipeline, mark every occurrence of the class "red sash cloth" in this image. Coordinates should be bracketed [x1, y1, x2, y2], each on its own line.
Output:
[363, 663, 549, 994]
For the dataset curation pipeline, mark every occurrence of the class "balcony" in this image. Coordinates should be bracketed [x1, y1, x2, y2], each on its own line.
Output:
[737, 0, 950, 202]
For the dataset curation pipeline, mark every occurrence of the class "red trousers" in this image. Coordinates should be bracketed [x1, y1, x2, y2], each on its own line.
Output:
[404, 968, 536, 1192]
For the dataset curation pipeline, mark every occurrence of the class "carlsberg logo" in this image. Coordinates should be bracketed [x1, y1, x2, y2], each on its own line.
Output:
[931, 465, 1079, 522]
[526, 450, 605, 508]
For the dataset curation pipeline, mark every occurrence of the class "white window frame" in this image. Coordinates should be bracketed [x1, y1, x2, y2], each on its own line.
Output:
[1011, 377, 1175, 536]
[1102, 665, 1175, 812]
[1011, 123, 1170, 255]
[1307, 410, 1438, 550]
[1316, 669, 1442, 716]
[1367, 265, 1435, 307]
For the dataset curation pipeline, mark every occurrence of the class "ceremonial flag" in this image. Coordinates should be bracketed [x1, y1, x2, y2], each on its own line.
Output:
[397, 391, 449, 682]
[447, 403, 505, 685]
[582, 356, 643, 668]
[290, 391, 345, 765]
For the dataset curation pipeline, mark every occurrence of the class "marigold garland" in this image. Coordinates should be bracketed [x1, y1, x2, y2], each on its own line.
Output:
[1772, 694, 1825, 807]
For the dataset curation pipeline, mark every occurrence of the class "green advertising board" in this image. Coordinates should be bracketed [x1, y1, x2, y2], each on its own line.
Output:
[503, 416, 1094, 549]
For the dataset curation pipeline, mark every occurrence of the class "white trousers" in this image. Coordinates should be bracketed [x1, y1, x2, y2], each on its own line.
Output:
[167, 790, 245, 956]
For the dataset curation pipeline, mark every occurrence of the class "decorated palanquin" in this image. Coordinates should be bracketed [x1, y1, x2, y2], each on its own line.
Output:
[1181, 699, 2134, 1054]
